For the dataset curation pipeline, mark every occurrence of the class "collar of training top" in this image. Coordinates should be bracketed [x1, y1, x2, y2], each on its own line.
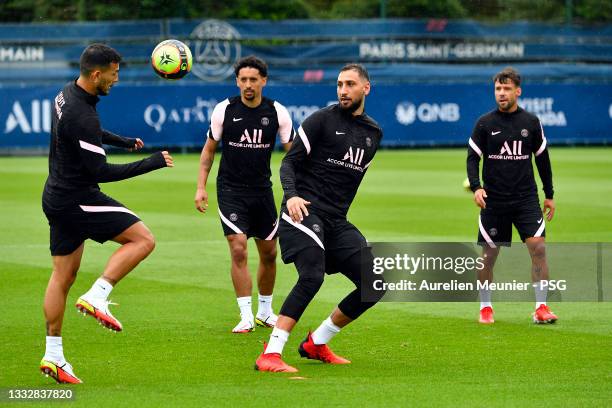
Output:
[72, 79, 100, 106]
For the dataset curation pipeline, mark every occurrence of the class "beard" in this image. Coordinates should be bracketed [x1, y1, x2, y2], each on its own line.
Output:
[339, 96, 363, 114]
[96, 82, 110, 96]
[497, 99, 516, 112]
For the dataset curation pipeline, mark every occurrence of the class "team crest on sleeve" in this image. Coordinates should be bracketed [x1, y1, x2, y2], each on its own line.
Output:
[521, 129, 529, 137]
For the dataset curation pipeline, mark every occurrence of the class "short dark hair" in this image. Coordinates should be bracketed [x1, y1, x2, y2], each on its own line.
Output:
[80, 43, 122, 76]
[234, 55, 268, 78]
[340, 63, 370, 82]
[493, 67, 521, 87]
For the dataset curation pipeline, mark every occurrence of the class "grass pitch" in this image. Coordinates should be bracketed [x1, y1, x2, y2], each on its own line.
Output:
[1, 148, 611, 407]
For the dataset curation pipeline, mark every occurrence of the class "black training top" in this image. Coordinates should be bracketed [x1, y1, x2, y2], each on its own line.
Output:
[280, 104, 383, 219]
[207, 96, 294, 193]
[43, 80, 166, 206]
[467, 107, 554, 201]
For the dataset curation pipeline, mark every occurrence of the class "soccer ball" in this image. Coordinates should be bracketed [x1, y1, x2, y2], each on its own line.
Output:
[151, 39, 192, 80]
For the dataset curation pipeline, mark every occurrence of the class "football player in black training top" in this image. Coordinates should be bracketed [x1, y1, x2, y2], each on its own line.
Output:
[255, 63, 385, 373]
[195, 56, 294, 333]
[467, 67, 557, 325]
[41, 44, 173, 384]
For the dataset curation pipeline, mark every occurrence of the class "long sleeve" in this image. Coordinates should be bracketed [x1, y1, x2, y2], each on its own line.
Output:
[533, 118, 554, 199]
[101, 129, 136, 149]
[72, 113, 166, 183]
[279, 134, 308, 199]
[467, 120, 485, 192]
[280, 113, 321, 199]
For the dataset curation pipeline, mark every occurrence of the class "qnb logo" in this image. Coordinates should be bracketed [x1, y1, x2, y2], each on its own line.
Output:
[396, 102, 460, 125]
[489, 140, 528, 161]
[343, 146, 365, 165]
[4, 100, 51, 134]
[240, 129, 263, 144]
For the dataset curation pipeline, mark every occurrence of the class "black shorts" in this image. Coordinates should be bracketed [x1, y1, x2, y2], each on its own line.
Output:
[278, 207, 367, 273]
[217, 189, 278, 240]
[477, 197, 545, 248]
[43, 190, 140, 256]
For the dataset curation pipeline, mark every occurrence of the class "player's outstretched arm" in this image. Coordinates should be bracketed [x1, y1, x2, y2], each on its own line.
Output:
[101, 129, 142, 151]
[195, 138, 218, 213]
[72, 112, 171, 182]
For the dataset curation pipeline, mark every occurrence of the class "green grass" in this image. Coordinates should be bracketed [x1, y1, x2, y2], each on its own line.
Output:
[1, 148, 611, 407]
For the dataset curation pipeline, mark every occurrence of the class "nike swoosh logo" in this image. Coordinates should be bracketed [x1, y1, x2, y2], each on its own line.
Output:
[538, 218, 543, 223]
[336, 131, 345, 135]
[233, 117, 243, 122]
[98, 285, 107, 290]
[492, 131, 502, 135]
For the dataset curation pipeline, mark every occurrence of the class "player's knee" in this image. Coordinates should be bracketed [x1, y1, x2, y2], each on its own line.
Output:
[529, 241, 546, 259]
[230, 246, 248, 265]
[51, 268, 77, 289]
[297, 273, 324, 296]
[260, 245, 277, 265]
[140, 231, 156, 255]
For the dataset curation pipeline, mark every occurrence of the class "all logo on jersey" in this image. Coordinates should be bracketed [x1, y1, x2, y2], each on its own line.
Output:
[488, 140, 528, 161]
[228, 128, 270, 149]
[500, 140, 522, 155]
[343, 146, 365, 165]
[240, 129, 263, 144]
[326, 145, 367, 173]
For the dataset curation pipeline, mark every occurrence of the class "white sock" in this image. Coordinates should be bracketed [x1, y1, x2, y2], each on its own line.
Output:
[265, 327, 289, 355]
[237, 296, 253, 321]
[44, 336, 65, 364]
[534, 282, 548, 308]
[311, 316, 341, 345]
[479, 286, 492, 309]
[83, 278, 113, 300]
[257, 294, 273, 317]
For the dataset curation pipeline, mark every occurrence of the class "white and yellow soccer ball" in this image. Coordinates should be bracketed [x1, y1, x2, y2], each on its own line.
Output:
[151, 39, 193, 80]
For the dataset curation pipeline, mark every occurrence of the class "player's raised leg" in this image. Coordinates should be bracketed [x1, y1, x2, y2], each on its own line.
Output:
[526, 237, 558, 324]
[254, 238, 278, 328]
[76, 222, 155, 332]
[255, 246, 325, 372]
[300, 250, 382, 364]
[41, 243, 84, 384]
